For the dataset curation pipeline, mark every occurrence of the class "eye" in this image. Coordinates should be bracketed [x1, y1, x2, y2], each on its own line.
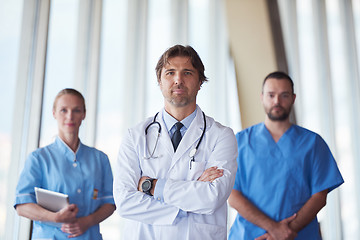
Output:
[281, 93, 291, 99]
[166, 71, 174, 76]
[184, 71, 192, 75]
[60, 108, 67, 113]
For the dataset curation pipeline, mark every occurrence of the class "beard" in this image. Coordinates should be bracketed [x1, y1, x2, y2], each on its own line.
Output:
[266, 105, 291, 121]
[164, 86, 197, 108]
[168, 96, 191, 107]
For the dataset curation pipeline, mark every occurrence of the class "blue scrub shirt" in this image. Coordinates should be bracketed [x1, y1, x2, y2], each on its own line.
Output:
[15, 137, 115, 239]
[229, 123, 344, 240]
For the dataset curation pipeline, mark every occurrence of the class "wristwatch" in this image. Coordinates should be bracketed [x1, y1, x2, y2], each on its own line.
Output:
[142, 178, 155, 196]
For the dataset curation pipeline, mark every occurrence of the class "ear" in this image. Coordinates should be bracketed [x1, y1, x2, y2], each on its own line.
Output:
[53, 110, 56, 119]
[292, 93, 296, 104]
[82, 111, 86, 120]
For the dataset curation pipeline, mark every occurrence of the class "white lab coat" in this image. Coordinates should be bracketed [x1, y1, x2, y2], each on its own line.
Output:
[113, 106, 238, 240]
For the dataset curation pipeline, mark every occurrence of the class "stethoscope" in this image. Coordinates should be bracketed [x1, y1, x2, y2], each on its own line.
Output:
[144, 111, 206, 169]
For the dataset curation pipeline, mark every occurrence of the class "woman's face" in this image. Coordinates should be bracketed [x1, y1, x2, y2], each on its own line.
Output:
[53, 94, 86, 136]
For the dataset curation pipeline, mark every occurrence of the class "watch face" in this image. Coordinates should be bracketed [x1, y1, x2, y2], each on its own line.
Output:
[142, 180, 151, 191]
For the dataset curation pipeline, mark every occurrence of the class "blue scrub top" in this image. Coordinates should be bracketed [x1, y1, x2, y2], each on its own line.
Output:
[229, 123, 344, 240]
[14, 136, 115, 240]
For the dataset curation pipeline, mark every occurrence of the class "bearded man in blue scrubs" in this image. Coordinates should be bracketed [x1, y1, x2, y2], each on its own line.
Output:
[228, 71, 344, 240]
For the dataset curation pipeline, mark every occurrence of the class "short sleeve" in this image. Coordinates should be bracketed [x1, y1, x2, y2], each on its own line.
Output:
[311, 135, 344, 195]
[100, 152, 115, 205]
[14, 152, 42, 208]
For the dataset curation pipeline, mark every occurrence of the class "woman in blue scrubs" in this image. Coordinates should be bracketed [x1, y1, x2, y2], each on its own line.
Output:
[14, 88, 115, 239]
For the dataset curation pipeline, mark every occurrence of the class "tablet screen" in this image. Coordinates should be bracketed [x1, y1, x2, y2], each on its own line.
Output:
[35, 187, 69, 212]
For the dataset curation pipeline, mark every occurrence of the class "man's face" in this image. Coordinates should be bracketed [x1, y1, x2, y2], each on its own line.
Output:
[261, 78, 296, 121]
[159, 56, 201, 109]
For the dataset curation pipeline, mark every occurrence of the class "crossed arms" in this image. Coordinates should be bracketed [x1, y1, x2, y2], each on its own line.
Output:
[113, 126, 238, 225]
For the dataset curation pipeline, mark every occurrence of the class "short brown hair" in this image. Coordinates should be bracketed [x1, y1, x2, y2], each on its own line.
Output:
[53, 88, 86, 112]
[262, 71, 294, 94]
[155, 45, 208, 85]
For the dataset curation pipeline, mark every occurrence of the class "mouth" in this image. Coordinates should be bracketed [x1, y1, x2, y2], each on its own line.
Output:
[271, 105, 284, 112]
[172, 88, 186, 95]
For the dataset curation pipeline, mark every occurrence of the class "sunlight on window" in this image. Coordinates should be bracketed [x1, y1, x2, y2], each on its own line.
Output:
[326, 0, 359, 238]
[0, 0, 23, 238]
[40, 0, 79, 147]
[97, 0, 128, 238]
[146, 0, 172, 116]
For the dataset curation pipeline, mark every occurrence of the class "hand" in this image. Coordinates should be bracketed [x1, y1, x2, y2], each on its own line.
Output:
[255, 233, 274, 240]
[61, 216, 90, 238]
[54, 204, 78, 223]
[197, 166, 224, 182]
[256, 214, 297, 240]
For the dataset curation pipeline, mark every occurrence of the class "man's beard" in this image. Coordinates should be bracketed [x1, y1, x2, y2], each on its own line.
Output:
[267, 105, 291, 121]
[167, 86, 197, 107]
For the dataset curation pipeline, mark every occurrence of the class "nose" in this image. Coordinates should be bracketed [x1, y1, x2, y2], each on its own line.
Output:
[274, 95, 280, 104]
[66, 111, 73, 120]
[174, 72, 183, 85]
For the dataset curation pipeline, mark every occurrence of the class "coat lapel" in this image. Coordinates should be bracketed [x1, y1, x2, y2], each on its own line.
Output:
[170, 107, 205, 169]
[157, 110, 176, 158]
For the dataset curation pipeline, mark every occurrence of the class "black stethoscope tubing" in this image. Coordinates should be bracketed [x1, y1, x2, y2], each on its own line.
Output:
[144, 111, 206, 168]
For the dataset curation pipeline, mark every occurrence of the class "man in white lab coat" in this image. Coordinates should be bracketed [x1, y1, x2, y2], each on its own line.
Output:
[113, 45, 238, 240]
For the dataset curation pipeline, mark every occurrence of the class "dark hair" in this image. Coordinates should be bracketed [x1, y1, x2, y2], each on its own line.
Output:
[53, 88, 86, 112]
[155, 45, 208, 85]
[262, 71, 294, 93]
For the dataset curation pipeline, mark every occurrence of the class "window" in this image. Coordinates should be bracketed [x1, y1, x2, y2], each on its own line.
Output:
[278, 0, 360, 239]
[40, 0, 80, 147]
[0, 0, 24, 238]
[3, 0, 240, 238]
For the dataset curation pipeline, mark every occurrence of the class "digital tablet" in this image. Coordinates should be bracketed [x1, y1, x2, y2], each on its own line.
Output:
[35, 187, 69, 212]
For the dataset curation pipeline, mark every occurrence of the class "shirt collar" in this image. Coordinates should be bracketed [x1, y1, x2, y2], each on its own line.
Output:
[55, 136, 82, 159]
[162, 106, 197, 133]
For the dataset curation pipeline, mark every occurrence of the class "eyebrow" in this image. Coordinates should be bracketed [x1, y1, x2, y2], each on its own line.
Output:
[164, 68, 196, 72]
[265, 91, 292, 95]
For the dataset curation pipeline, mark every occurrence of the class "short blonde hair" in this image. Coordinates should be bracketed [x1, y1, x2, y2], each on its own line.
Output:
[53, 88, 86, 112]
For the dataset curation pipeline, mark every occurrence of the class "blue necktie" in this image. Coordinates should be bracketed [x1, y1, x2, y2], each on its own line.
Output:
[171, 122, 183, 151]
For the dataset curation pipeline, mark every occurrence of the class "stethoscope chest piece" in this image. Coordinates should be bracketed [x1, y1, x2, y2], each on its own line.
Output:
[189, 148, 197, 158]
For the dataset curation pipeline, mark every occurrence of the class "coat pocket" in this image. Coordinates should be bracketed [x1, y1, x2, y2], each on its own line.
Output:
[186, 161, 205, 180]
[192, 222, 226, 240]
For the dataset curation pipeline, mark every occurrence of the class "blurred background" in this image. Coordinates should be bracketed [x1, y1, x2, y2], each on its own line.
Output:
[0, 0, 358, 239]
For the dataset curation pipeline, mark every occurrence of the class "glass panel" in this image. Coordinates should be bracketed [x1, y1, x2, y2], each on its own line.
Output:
[353, 0, 360, 70]
[326, 0, 358, 238]
[296, 0, 323, 131]
[40, 0, 79, 147]
[189, 0, 212, 114]
[145, 0, 172, 116]
[0, 0, 24, 238]
[96, 0, 128, 238]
